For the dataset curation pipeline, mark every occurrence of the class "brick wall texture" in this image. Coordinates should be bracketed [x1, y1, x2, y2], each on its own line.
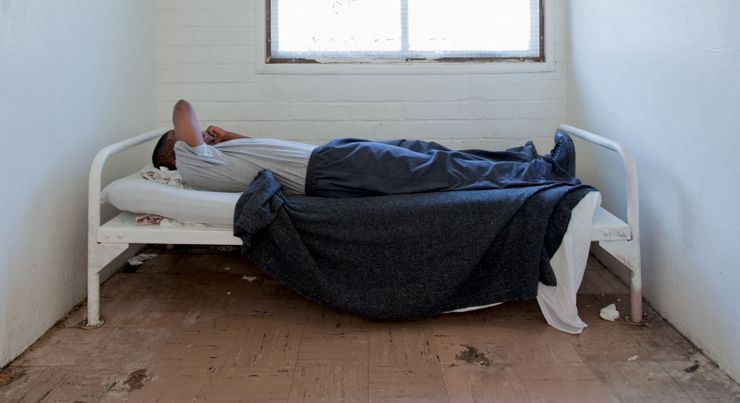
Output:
[156, 0, 567, 150]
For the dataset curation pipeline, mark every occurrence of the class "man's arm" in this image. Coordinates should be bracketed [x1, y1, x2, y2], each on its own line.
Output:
[172, 100, 205, 147]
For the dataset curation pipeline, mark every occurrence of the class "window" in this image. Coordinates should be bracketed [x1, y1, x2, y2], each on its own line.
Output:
[267, 0, 544, 64]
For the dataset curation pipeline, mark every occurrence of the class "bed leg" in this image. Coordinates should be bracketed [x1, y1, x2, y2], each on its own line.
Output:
[83, 271, 105, 329]
[599, 239, 644, 325]
[629, 271, 643, 325]
[626, 243, 643, 325]
[83, 242, 128, 329]
[83, 248, 105, 329]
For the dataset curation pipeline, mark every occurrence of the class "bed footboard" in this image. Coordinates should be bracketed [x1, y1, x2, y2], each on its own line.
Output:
[558, 124, 643, 324]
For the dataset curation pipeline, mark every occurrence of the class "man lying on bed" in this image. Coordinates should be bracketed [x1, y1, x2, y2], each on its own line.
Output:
[152, 100, 578, 197]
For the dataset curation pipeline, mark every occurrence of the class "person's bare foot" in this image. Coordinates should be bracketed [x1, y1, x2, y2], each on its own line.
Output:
[172, 99, 202, 141]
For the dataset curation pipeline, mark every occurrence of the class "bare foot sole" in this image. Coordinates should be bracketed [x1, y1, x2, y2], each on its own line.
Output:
[172, 99, 201, 140]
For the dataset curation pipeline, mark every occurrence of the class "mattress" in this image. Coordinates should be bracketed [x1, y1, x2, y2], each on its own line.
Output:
[102, 172, 240, 226]
[102, 171, 601, 334]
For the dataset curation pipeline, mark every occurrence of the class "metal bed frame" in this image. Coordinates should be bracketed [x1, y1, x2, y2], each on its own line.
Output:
[85, 125, 642, 328]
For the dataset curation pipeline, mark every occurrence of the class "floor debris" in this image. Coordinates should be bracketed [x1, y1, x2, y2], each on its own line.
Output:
[685, 363, 700, 373]
[456, 345, 491, 367]
[0, 371, 19, 387]
[628, 355, 639, 362]
[242, 275, 257, 282]
[600, 303, 620, 321]
[124, 369, 153, 391]
[127, 253, 158, 266]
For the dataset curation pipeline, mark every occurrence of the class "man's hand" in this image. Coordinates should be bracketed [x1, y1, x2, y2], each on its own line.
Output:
[203, 125, 228, 145]
[203, 125, 249, 144]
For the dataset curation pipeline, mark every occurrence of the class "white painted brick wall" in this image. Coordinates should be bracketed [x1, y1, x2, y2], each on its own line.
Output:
[156, 0, 567, 151]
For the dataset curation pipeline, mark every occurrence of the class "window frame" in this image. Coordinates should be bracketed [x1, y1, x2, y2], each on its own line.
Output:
[265, 0, 545, 64]
[255, 0, 556, 75]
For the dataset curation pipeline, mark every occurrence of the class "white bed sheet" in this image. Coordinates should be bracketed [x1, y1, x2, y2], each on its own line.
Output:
[537, 190, 600, 333]
[102, 172, 600, 334]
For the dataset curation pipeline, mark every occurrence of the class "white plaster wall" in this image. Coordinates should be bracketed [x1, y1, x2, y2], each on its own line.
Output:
[155, 0, 569, 151]
[566, 1, 740, 380]
[0, 1, 156, 366]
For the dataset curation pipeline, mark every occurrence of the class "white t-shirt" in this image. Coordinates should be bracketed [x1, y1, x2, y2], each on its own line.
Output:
[174, 139, 316, 193]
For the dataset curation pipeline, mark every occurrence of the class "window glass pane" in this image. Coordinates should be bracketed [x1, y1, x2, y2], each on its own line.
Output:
[268, 0, 541, 61]
[272, 0, 402, 57]
[408, 0, 536, 55]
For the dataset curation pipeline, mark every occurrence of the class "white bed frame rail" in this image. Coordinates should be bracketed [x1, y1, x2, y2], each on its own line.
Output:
[558, 124, 643, 324]
[87, 128, 167, 328]
[84, 125, 643, 328]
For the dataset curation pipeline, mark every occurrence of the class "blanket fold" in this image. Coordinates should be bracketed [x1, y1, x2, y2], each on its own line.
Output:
[234, 170, 594, 320]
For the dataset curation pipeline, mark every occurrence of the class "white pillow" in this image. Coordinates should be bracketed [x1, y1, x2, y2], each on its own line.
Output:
[101, 171, 241, 226]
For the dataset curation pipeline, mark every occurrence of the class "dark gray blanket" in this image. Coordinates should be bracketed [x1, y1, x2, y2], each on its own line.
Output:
[234, 170, 594, 320]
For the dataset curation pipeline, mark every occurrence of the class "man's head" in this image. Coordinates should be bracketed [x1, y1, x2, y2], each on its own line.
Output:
[152, 130, 177, 170]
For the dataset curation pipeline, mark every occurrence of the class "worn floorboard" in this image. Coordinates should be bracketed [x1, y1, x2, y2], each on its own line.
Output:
[1, 246, 739, 402]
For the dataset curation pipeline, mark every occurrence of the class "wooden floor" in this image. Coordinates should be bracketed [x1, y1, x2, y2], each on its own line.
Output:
[1, 246, 739, 402]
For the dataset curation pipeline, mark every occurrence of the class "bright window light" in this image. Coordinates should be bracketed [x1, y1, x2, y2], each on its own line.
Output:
[272, 0, 402, 56]
[408, 0, 533, 53]
[268, 0, 542, 62]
